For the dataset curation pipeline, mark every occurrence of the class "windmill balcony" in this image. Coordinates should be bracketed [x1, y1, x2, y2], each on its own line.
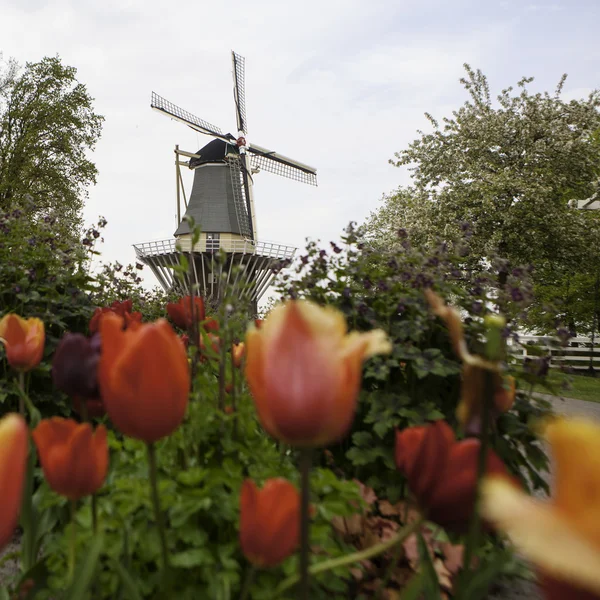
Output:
[132, 237, 296, 307]
[133, 237, 296, 259]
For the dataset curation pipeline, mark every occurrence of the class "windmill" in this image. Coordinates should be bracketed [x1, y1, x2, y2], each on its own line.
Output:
[134, 51, 317, 311]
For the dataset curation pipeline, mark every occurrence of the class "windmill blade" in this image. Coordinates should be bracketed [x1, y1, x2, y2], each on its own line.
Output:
[248, 144, 317, 186]
[226, 155, 253, 239]
[231, 51, 247, 134]
[151, 92, 232, 142]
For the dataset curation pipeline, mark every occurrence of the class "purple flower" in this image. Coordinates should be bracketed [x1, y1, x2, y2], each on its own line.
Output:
[52, 333, 102, 400]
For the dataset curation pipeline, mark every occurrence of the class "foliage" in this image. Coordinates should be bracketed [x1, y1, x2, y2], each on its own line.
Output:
[0, 202, 96, 417]
[0, 55, 104, 241]
[273, 224, 550, 501]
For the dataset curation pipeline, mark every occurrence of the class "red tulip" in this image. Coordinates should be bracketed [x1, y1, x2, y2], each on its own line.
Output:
[98, 314, 190, 443]
[166, 296, 206, 330]
[203, 317, 220, 333]
[199, 333, 221, 361]
[240, 478, 300, 568]
[395, 421, 510, 531]
[0, 414, 28, 550]
[89, 299, 141, 334]
[0, 314, 45, 371]
[32, 418, 108, 501]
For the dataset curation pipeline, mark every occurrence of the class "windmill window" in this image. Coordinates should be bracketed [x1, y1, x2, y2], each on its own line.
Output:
[206, 233, 220, 252]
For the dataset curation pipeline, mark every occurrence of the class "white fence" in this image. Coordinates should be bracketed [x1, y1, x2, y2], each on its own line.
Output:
[508, 335, 600, 370]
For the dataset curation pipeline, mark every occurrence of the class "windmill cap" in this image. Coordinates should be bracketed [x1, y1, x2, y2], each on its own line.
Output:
[189, 137, 236, 169]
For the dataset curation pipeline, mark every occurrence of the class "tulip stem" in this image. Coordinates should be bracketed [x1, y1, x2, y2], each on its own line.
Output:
[146, 443, 169, 572]
[375, 528, 406, 598]
[91, 494, 98, 534]
[218, 333, 227, 412]
[239, 565, 256, 600]
[298, 448, 312, 600]
[274, 518, 423, 597]
[459, 369, 493, 592]
[18, 371, 25, 416]
[68, 500, 77, 584]
[230, 338, 237, 439]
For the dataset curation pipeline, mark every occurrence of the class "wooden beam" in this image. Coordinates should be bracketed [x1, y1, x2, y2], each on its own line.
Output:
[175, 149, 202, 160]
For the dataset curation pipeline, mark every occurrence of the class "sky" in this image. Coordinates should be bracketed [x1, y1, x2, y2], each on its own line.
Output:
[2, 0, 599, 293]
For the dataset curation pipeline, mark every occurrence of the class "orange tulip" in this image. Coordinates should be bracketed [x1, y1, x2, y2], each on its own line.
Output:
[395, 421, 511, 531]
[0, 314, 44, 371]
[459, 365, 516, 430]
[245, 300, 391, 447]
[240, 478, 300, 568]
[98, 314, 190, 443]
[32, 418, 108, 501]
[494, 374, 516, 413]
[232, 342, 245, 368]
[482, 418, 600, 600]
[0, 414, 28, 550]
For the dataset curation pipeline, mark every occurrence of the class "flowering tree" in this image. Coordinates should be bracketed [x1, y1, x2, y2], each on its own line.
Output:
[366, 66, 600, 330]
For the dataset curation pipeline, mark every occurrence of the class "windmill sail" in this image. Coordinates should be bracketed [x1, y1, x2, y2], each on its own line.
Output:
[232, 52, 247, 134]
[151, 92, 231, 141]
[248, 144, 317, 186]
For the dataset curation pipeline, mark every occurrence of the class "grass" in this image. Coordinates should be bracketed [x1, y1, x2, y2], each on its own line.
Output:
[524, 369, 600, 403]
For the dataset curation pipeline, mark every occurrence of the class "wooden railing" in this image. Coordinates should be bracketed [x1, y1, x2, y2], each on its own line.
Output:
[508, 335, 600, 370]
[133, 238, 296, 260]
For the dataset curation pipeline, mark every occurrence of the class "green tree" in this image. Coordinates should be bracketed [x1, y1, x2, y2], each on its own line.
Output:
[0, 55, 103, 238]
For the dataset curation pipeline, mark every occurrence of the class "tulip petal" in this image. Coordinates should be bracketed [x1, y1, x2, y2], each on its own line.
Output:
[0, 414, 28, 549]
[481, 477, 600, 596]
[240, 478, 299, 568]
[0, 315, 45, 371]
[410, 421, 455, 500]
[245, 328, 278, 438]
[90, 425, 109, 494]
[262, 302, 341, 444]
[101, 319, 189, 443]
[395, 426, 428, 473]
[240, 480, 261, 563]
[544, 419, 600, 546]
[33, 418, 108, 501]
[342, 329, 392, 360]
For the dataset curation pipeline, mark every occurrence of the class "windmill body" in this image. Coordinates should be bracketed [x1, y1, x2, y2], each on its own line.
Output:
[134, 52, 317, 310]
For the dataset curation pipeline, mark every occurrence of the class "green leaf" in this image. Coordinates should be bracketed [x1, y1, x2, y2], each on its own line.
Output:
[170, 548, 215, 568]
[112, 560, 144, 600]
[462, 552, 512, 600]
[399, 571, 427, 600]
[63, 534, 104, 600]
[416, 532, 443, 599]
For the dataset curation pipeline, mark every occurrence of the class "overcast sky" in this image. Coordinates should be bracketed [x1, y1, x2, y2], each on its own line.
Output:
[2, 0, 598, 291]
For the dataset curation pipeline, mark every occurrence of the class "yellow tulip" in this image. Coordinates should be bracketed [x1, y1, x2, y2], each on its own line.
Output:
[481, 418, 600, 599]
